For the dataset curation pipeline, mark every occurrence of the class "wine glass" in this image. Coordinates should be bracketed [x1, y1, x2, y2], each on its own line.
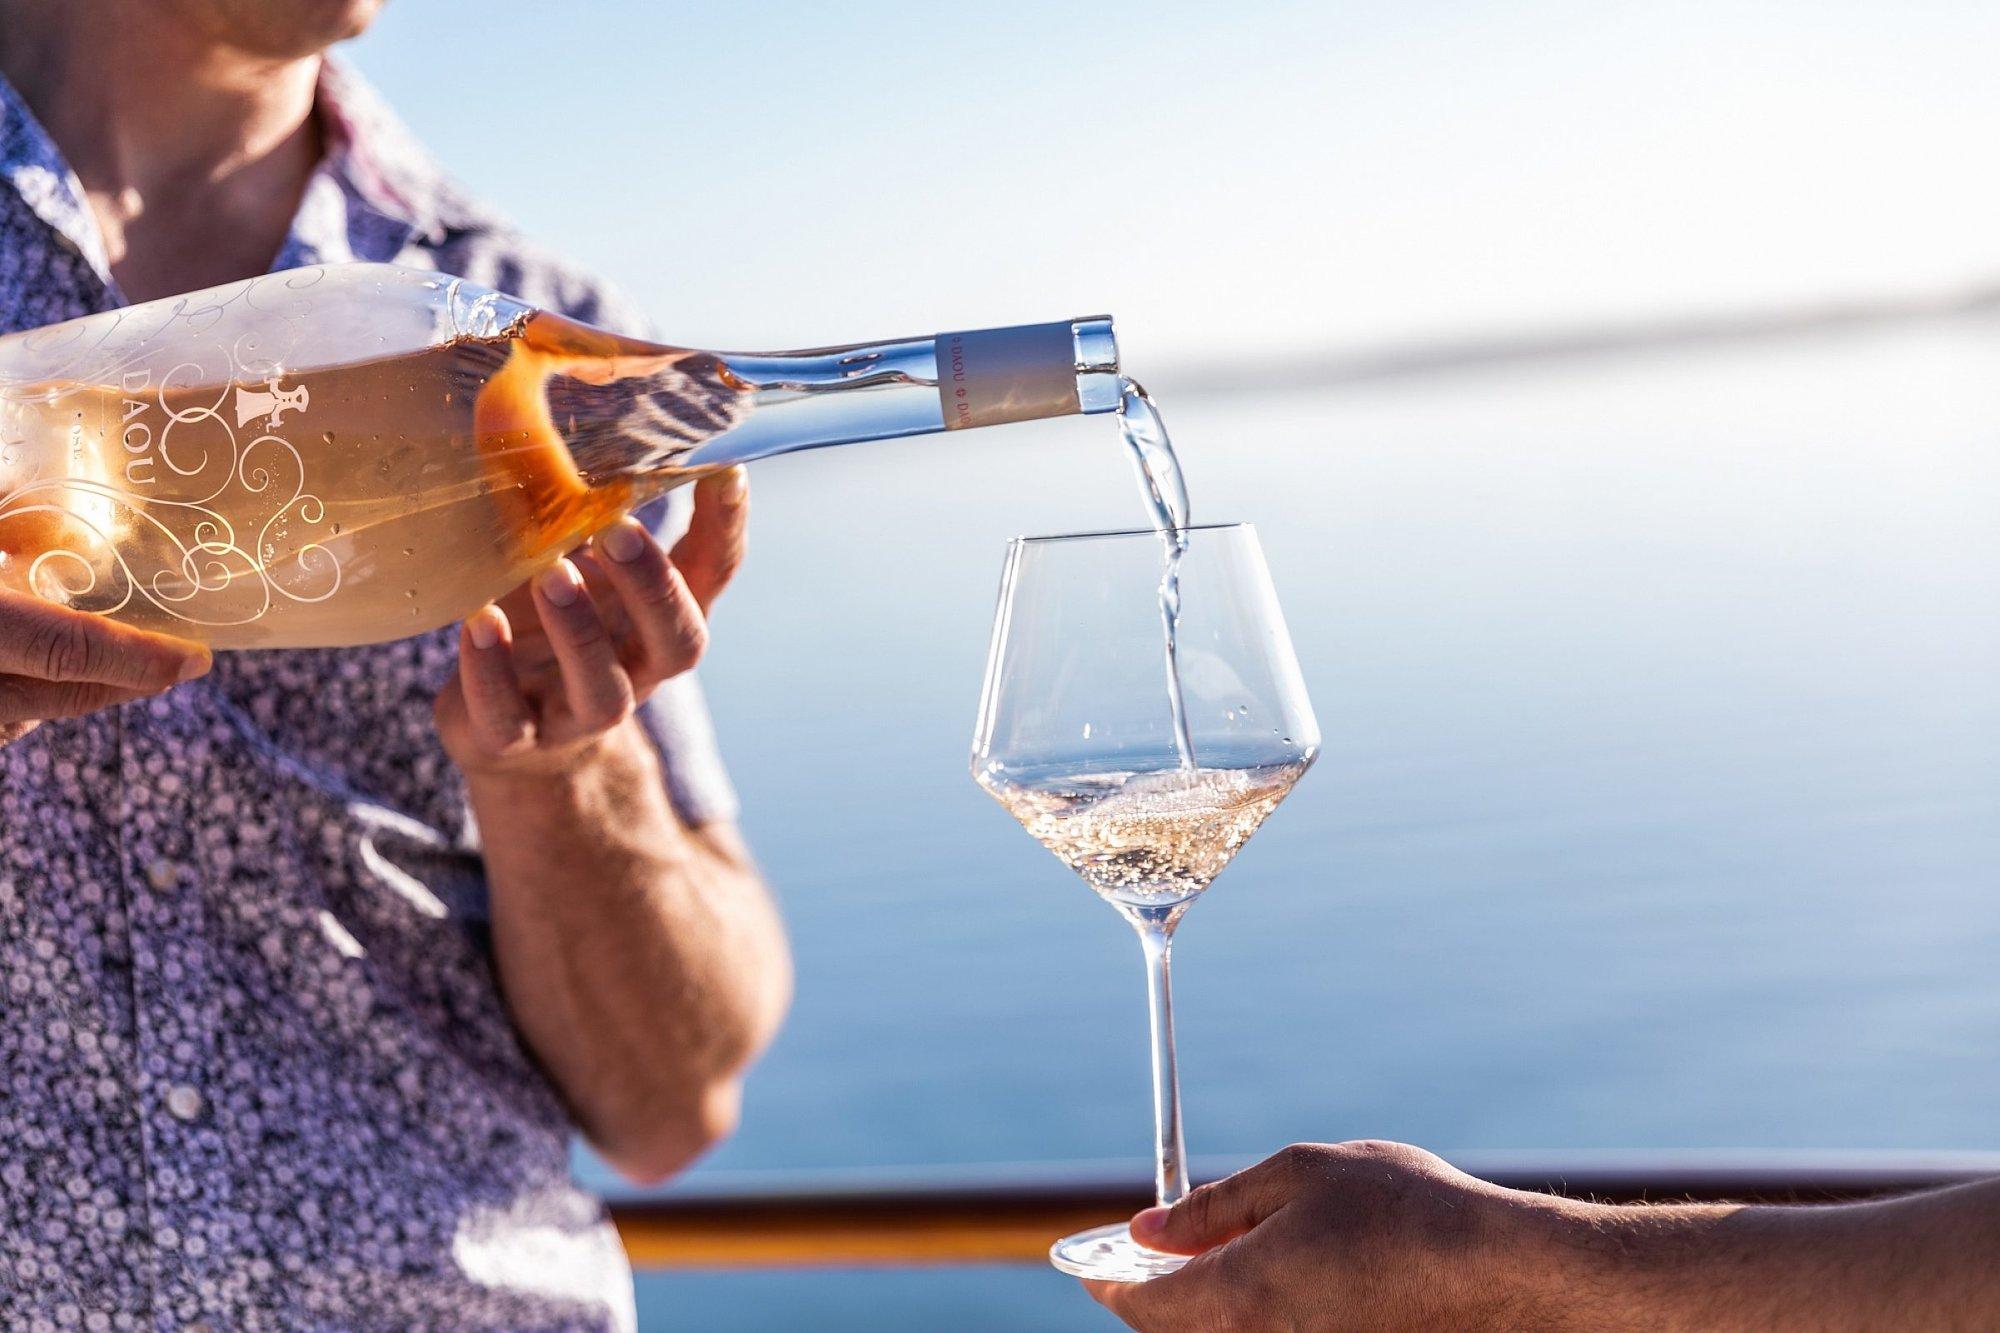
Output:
[970, 522, 1319, 1282]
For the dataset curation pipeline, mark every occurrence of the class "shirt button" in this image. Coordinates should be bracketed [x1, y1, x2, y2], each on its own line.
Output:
[147, 860, 176, 891]
[164, 1085, 204, 1122]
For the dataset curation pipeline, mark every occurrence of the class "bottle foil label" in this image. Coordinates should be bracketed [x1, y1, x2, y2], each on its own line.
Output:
[936, 322, 1080, 430]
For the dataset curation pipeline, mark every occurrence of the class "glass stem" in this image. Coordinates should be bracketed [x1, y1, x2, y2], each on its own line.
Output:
[1134, 911, 1190, 1209]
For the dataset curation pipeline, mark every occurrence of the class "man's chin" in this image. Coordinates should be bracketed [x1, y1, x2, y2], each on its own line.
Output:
[189, 0, 390, 58]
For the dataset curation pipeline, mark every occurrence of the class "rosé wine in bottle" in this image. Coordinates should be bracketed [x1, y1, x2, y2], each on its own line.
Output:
[0, 263, 1118, 648]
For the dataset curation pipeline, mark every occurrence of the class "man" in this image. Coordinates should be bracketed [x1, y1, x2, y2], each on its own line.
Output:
[0, 1, 790, 1328]
[1085, 1140, 2000, 1330]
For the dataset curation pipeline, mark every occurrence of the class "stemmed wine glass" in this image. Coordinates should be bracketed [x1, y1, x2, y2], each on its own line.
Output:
[971, 522, 1319, 1282]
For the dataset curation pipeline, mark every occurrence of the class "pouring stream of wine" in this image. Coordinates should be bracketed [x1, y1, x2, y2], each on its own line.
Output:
[1116, 378, 1196, 771]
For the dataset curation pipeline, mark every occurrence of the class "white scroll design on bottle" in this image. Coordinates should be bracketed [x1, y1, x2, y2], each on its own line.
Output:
[0, 267, 342, 629]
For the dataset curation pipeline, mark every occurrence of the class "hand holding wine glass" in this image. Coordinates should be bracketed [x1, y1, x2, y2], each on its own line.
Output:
[971, 522, 1318, 1282]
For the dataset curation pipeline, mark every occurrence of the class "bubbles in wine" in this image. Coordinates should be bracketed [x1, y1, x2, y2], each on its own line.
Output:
[981, 762, 1306, 908]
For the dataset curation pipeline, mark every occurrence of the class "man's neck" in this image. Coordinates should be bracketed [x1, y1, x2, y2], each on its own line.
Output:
[0, 0, 324, 301]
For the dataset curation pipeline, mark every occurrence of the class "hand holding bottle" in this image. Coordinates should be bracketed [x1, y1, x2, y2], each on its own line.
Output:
[434, 468, 748, 779]
[0, 592, 210, 747]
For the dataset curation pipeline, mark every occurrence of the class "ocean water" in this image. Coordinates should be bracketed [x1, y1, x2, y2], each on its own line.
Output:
[582, 324, 2000, 1329]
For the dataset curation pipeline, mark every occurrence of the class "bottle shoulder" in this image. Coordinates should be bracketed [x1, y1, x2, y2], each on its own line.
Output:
[0, 263, 522, 379]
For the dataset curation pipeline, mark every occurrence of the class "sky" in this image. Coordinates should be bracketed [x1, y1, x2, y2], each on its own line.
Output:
[345, 0, 2000, 373]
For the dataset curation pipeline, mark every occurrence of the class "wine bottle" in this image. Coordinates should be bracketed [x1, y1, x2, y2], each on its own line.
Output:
[0, 263, 1119, 648]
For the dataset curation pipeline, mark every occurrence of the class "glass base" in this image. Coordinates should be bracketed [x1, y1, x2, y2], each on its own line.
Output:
[1049, 1222, 1192, 1282]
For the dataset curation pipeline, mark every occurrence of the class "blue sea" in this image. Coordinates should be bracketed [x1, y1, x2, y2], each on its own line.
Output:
[577, 324, 2000, 1329]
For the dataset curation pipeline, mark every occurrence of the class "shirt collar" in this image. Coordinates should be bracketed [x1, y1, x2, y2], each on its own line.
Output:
[283, 57, 495, 267]
[0, 58, 493, 287]
[0, 74, 115, 280]
[313, 57, 492, 247]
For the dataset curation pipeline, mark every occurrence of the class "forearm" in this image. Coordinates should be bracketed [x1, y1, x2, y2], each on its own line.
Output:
[1540, 1179, 2000, 1331]
[468, 719, 791, 1181]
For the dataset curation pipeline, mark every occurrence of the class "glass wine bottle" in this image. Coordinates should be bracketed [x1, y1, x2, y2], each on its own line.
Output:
[0, 263, 1119, 648]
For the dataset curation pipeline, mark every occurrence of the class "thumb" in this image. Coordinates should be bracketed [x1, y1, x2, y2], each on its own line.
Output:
[1130, 1155, 1295, 1255]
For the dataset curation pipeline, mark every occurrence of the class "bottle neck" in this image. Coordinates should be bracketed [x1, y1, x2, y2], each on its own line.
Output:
[680, 316, 1121, 469]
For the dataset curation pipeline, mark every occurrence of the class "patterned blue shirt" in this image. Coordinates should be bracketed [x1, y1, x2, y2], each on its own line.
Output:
[0, 58, 736, 1331]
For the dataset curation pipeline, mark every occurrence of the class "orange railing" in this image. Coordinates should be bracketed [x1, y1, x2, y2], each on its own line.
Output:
[608, 1151, 2000, 1269]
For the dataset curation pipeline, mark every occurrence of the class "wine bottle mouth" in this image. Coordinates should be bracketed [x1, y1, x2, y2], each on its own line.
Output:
[1010, 521, 1253, 547]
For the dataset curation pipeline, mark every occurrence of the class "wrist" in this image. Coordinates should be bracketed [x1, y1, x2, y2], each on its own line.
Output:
[1472, 1191, 1624, 1329]
[457, 718, 653, 803]
[1521, 1194, 1753, 1332]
